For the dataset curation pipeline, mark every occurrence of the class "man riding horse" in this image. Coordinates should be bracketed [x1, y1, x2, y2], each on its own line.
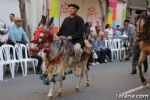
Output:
[135, 0, 150, 85]
[35, 4, 92, 99]
[131, 10, 148, 75]
[57, 4, 85, 62]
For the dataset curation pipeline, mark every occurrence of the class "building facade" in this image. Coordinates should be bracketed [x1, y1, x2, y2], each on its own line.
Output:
[127, 0, 147, 23]
[0, 0, 127, 38]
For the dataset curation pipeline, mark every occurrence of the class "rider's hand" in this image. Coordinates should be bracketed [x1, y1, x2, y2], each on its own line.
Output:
[59, 36, 65, 40]
[68, 36, 72, 40]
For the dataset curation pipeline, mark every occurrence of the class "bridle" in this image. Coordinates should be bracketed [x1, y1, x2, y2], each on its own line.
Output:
[135, 13, 150, 41]
[46, 39, 64, 64]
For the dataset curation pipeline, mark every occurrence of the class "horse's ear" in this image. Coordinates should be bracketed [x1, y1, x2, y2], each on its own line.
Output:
[48, 17, 54, 27]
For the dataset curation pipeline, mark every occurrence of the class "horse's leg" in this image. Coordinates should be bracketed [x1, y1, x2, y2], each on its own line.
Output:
[47, 82, 54, 99]
[138, 52, 147, 86]
[84, 58, 90, 87]
[56, 63, 64, 96]
[85, 68, 90, 87]
[56, 76, 63, 96]
[75, 63, 84, 92]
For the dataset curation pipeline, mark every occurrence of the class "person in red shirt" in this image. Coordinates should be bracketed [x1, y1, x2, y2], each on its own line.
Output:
[95, 21, 101, 34]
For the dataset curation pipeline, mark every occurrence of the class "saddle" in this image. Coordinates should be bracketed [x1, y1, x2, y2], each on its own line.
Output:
[83, 39, 92, 55]
[63, 40, 82, 62]
[68, 40, 92, 62]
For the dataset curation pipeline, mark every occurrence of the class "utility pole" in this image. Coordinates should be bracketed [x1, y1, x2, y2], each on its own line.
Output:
[98, 0, 105, 31]
[18, 0, 28, 33]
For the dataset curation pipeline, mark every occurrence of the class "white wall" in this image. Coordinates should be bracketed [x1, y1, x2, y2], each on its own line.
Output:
[116, 1, 124, 26]
[1, 0, 126, 39]
[58, 0, 105, 26]
[0, 0, 20, 23]
[0, 0, 45, 39]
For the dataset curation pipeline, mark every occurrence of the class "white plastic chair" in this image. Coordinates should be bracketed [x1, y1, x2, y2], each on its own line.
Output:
[112, 39, 126, 60]
[15, 44, 38, 76]
[105, 40, 109, 48]
[113, 39, 121, 60]
[0, 47, 13, 81]
[119, 40, 126, 60]
[106, 40, 116, 61]
[0, 45, 24, 80]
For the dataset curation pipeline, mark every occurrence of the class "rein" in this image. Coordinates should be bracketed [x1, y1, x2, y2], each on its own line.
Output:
[46, 41, 63, 64]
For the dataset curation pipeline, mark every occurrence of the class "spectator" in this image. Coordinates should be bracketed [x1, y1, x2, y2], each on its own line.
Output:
[85, 22, 91, 35]
[29, 40, 43, 74]
[90, 22, 96, 35]
[95, 21, 101, 34]
[105, 24, 113, 40]
[123, 19, 135, 41]
[97, 32, 112, 63]
[0, 20, 9, 46]
[8, 13, 15, 28]
[90, 34, 99, 65]
[113, 25, 122, 39]
[122, 19, 135, 60]
[8, 17, 29, 45]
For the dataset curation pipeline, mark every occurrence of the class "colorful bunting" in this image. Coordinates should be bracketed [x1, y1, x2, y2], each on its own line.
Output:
[50, 0, 59, 18]
[106, 0, 117, 27]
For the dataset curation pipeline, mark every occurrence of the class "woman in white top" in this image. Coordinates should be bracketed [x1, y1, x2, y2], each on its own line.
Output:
[105, 24, 114, 40]
[0, 20, 9, 46]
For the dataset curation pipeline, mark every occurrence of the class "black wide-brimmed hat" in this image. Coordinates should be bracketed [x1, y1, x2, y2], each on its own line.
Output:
[68, 4, 80, 10]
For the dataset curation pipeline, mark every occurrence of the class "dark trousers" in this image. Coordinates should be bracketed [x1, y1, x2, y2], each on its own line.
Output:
[97, 48, 111, 63]
[132, 45, 148, 71]
[31, 55, 43, 72]
[88, 52, 94, 63]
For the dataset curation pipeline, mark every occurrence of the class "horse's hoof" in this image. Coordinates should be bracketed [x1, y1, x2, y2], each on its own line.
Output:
[142, 81, 147, 86]
[48, 96, 53, 100]
[86, 82, 90, 87]
[146, 84, 150, 88]
[75, 87, 80, 92]
[74, 73, 80, 78]
[62, 76, 66, 80]
[144, 83, 150, 88]
[47, 93, 53, 100]
[56, 91, 62, 97]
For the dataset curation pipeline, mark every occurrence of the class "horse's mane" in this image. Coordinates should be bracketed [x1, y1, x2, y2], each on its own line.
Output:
[135, 13, 150, 41]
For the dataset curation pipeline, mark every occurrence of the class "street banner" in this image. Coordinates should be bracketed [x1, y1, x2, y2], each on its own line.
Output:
[50, 0, 59, 18]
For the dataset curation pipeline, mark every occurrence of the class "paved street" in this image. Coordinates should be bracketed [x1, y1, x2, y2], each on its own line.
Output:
[0, 58, 150, 100]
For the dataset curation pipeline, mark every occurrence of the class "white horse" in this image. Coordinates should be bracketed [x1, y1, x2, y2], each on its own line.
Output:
[40, 34, 92, 99]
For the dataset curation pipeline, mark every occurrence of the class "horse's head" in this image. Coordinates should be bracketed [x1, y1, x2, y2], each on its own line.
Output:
[33, 27, 45, 43]
[135, 13, 150, 35]
[30, 16, 56, 55]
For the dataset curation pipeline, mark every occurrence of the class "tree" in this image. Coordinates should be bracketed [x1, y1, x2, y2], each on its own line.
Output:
[18, 0, 28, 33]
[98, 0, 105, 31]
